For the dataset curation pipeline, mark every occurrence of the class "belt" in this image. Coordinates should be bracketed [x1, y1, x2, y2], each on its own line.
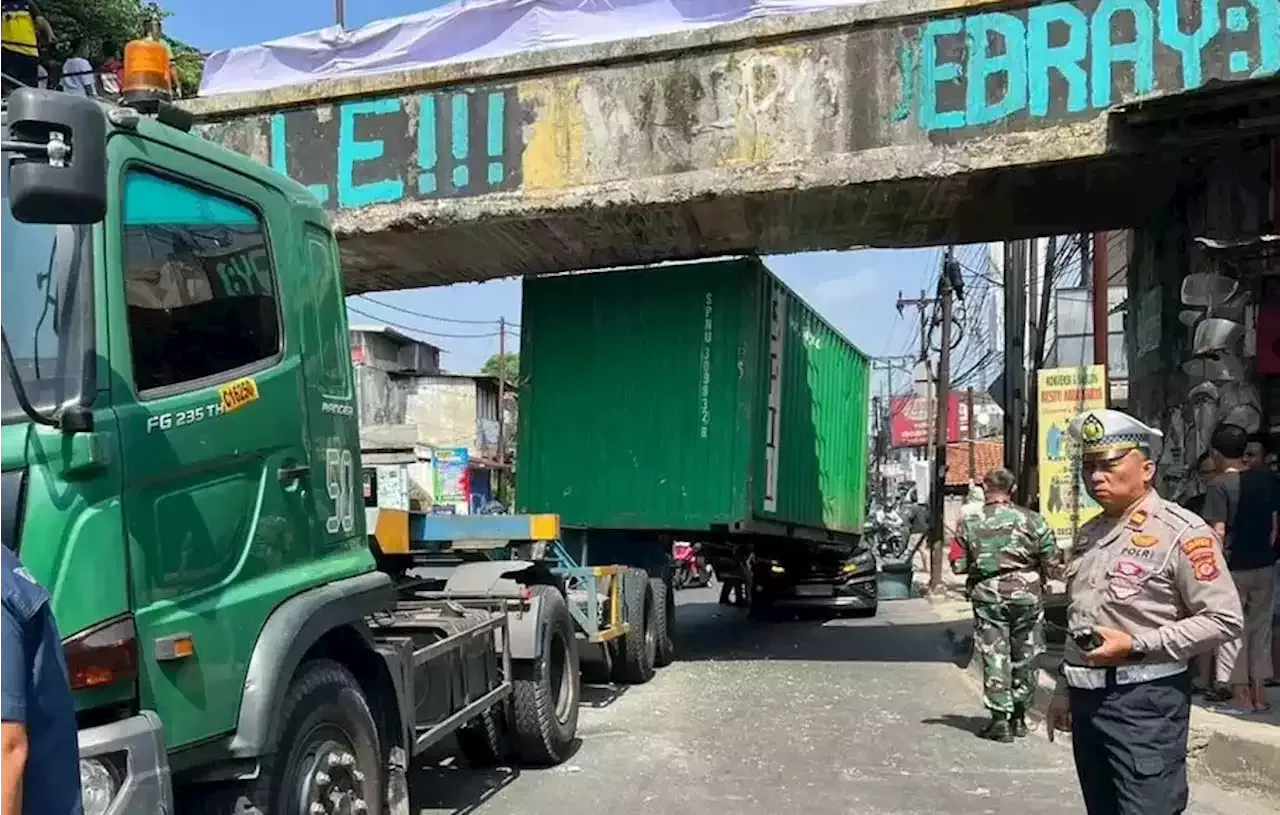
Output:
[1062, 661, 1186, 690]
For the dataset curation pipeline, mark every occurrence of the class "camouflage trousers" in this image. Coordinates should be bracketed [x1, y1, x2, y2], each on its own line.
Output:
[972, 600, 1045, 714]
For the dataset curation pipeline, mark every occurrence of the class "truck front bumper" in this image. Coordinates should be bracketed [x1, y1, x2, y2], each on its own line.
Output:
[78, 711, 173, 815]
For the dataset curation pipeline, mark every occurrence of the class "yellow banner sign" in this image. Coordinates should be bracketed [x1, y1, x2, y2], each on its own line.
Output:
[1037, 365, 1107, 550]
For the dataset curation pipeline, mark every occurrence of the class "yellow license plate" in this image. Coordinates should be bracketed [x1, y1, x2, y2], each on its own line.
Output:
[219, 377, 260, 414]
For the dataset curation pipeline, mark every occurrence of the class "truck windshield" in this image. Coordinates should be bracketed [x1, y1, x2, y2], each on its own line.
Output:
[1, 162, 91, 423]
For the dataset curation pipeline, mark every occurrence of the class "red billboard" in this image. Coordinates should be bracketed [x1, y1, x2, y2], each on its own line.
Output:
[889, 393, 967, 447]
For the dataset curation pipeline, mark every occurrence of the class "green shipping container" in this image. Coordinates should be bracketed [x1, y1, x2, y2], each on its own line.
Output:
[515, 257, 871, 538]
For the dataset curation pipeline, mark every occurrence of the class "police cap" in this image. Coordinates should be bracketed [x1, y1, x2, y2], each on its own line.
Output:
[1068, 408, 1163, 461]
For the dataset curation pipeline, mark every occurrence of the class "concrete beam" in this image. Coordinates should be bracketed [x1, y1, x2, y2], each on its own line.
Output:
[191, 0, 1278, 292]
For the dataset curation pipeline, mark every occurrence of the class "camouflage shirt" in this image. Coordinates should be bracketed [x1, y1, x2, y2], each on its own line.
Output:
[957, 502, 1062, 606]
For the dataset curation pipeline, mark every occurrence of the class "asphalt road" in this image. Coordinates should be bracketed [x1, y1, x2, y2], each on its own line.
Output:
[409, 589, 1274, 815]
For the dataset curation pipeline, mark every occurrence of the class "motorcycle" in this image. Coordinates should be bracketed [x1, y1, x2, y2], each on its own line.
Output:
[865, 501, 910, 561]
[672, 541, 714, 589]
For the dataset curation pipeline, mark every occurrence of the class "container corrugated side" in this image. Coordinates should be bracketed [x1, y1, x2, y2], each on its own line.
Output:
[752, 268, 870, 533]
[515, 260, 759, 530]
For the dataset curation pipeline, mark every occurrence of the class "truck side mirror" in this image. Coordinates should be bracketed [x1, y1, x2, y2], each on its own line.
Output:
[4, 88, 106, 224]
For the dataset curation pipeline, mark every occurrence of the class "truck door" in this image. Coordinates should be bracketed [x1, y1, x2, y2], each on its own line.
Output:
[105, 138, 341, 751]
[297, 223, 361, 548]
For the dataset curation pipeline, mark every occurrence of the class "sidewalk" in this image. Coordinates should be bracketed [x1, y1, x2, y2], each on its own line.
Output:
[928, 596, 1280, 799]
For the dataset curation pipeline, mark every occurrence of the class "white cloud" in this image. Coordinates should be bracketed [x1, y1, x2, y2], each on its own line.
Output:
[811, 269, 880, 305]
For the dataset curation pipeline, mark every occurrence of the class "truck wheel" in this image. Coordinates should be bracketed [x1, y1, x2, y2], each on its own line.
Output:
[613, 569, 657, 684]
[456, 707, 506, 767]
[650, 576, 675, 668]
[512, 585, 580, 766]
[186, 659, 384, 815]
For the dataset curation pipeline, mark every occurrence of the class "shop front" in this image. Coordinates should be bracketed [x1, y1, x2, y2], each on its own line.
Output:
[1125, 136, 1279, 500]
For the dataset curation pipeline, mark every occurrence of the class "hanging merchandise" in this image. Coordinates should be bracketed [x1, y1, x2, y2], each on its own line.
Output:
[1191, 318, 1244, 357]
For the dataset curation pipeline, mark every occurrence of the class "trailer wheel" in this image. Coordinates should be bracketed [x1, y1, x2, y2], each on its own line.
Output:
[511, 585, 580, 766]
[456, 707, 506, 767]
[613, 569, 657, 684]
[650, 576, 675, 668]
[182, 659, 384, 815]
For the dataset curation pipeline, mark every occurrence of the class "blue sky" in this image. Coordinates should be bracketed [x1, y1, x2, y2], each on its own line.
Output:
[160, 1, 948, 383]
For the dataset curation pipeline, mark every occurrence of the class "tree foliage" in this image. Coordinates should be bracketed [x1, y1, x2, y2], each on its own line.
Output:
[482, 352, 519, 381]
[39, 0, 204, 94]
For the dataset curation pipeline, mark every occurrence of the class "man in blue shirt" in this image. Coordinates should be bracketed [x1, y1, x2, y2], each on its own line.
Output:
[1, 545, 82, 815]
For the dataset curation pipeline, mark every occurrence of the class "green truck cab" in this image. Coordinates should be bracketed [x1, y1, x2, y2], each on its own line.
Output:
[3, 87, 580, 815]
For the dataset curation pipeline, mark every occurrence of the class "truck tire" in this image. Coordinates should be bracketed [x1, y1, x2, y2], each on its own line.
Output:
[185, 659, 383, 815]
[612, 569, 656, 684]
[650, 575, 675, 667]
[511, 585, 580, 766]
[456, 707, 506, 767]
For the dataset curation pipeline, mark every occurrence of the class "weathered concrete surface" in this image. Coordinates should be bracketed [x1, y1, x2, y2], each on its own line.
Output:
[403, 593, 1279, 814]
[189, 0, 1279, 292]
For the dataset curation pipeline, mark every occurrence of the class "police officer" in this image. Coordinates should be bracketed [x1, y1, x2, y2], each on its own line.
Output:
[1046, 409, 1243, 815]
[1, 545, 82, 815]
[955, 467, 1061, 742]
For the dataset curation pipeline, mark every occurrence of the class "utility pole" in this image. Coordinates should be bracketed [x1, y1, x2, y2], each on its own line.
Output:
[497, 318, 507, 501]
[336, 0, 346, 27]
[896, 288, 938, 453]
[1092, 232, 1109, 372]
[896, 290, 935, 366]
[872, 396, 883, 500]
[1002, 241, 1027, 487]
[871, 356, 914, 500]
[966, 386, 977, 485]
[872, 355, 916, 405]
[930, 249, 964, 593]
[1022, 236, 1058, 508]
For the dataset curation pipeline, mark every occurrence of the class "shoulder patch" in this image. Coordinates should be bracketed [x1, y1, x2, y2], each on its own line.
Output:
[1181, 537, 1215, 556]
[1191, 556, 1221, 582]
[1181, 535, 1221, 581]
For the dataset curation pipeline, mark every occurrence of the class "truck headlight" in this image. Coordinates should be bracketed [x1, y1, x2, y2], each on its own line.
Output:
[842, 552, 875, 575]
[80, 757, 120, 815]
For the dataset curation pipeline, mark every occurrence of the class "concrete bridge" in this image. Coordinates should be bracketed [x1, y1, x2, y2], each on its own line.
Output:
[188, 0, 1278, 292]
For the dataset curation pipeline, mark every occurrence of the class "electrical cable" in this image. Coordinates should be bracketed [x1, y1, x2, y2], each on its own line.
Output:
[357, 294, 519, 328]
[347, 305, 502, 339]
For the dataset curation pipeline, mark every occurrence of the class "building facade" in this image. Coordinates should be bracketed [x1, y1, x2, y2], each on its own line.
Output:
[351, 325, 515, 512]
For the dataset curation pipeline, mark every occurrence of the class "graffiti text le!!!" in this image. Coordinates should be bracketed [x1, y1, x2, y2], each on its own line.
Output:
[266, 87, 522, 210]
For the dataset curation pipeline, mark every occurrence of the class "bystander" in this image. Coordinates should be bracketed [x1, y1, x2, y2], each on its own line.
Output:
[1181, 452, 1217, 518]
[1, 546, 82, 815]
[58, 37, 95, 97]
[0, 0, 51, 92]
[1202, 423, 1277, 713]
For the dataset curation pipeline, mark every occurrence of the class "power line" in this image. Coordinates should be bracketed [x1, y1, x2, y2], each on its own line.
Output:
[347, 305, 502, 339]
[357, 294, 520, 328]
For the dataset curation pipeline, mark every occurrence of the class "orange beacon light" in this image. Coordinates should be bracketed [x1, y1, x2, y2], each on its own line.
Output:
[121, 37, 172, 108]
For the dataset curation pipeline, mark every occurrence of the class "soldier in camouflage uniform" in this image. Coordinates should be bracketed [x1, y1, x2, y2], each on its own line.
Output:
[955, 467, 1062, 742]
